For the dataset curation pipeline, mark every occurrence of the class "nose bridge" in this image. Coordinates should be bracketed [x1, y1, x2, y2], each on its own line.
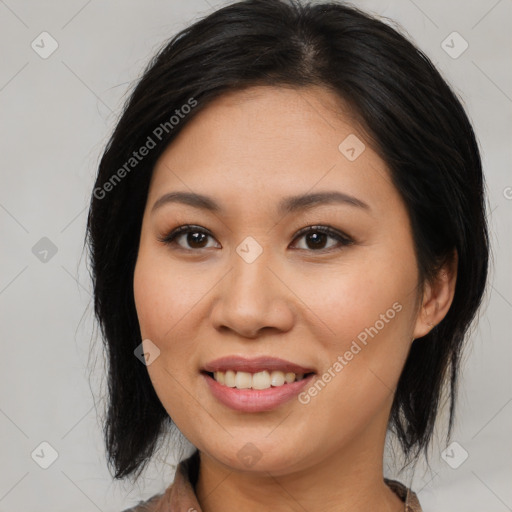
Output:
[228, 236, 275, 309]
[210, 236, 293, 336]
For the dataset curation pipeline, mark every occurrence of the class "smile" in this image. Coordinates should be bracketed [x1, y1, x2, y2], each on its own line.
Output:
[200, 355, 317, 412]
[208, 370, 309, 389]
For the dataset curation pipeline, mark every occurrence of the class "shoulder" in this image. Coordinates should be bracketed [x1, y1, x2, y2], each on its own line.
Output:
[120, 492, 165, 512]
[385, 478, 423, 512]
[120, 450, 199, 511]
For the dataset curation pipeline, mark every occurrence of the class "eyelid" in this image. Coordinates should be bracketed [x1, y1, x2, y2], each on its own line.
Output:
[157, 224, 218, 247]
[158, 224, 354, 252]
[292, 225, 353, 246]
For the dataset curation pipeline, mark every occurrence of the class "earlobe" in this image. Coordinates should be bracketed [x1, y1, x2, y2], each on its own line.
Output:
[413, 250, 458, 340]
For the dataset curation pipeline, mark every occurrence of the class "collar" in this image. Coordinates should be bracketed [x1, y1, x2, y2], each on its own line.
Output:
[141, 450, 422, 512]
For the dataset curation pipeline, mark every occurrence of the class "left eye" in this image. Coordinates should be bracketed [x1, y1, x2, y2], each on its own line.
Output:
[291, 225, 353, 251]
[158, 225, 353, 252]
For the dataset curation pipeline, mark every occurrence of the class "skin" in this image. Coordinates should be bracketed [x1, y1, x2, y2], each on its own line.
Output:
[133, 85, 457, 512]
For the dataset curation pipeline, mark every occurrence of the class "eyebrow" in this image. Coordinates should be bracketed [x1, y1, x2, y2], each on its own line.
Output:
[151, 190, 370, 215]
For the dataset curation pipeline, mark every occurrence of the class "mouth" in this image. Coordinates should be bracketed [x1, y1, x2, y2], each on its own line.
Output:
[201, 355, 316, 388]
[202, 369, 314, 389]
[200, 356, 316, 412]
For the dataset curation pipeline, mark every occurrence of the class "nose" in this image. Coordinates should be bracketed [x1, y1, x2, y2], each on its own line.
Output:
[209, 249, 295, 339]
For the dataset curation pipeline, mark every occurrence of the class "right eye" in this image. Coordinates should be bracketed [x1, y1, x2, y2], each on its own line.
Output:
[158, 224, 220, 251]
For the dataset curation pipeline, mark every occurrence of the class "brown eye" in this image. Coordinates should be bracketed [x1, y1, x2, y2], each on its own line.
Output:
[291, 226, 353, 252]
[158, 224, 353, 254]
[158, 225, 219, 250]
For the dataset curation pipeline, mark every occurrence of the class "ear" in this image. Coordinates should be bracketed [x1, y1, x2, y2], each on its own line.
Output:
[413, 249, 458, 340]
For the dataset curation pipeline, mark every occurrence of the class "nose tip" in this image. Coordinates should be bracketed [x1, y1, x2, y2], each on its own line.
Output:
[209, 256, 295, 338]
[220, 324, 271, 339]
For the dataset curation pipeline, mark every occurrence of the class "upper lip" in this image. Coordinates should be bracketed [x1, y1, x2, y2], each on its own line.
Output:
[202, 356, 315, 374]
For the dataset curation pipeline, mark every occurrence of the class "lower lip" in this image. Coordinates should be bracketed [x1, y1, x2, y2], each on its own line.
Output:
[202, 372, 315, 412]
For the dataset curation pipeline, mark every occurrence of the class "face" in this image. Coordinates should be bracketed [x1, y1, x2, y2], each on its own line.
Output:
[133, 85, 428, 476]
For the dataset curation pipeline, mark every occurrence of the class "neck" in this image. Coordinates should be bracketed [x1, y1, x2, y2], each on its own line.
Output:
[195, 419, 404, 512]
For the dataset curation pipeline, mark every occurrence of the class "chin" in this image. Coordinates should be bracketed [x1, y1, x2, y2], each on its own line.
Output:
[199, 435, 311, 476]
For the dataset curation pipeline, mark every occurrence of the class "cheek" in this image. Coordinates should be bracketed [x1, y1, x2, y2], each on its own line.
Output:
[133, 248, 203, 418]
[291, 248, 419, 394]
[290, 265, 417, 438]
[133, 245, 224, 383]
[294, 259, 415, 342]
[133, 244, 201, 342]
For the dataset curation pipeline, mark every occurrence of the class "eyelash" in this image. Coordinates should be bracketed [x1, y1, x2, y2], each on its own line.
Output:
[157, 224, 354, 253]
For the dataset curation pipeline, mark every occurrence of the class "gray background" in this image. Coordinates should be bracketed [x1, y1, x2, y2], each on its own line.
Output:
[0, 0, 510, 510]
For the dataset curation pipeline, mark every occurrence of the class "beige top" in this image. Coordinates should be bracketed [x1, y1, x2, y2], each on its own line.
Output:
[122, 450, 422, 512]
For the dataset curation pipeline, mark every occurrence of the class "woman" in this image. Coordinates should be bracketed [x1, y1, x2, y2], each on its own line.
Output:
[85, 1, 489, 510]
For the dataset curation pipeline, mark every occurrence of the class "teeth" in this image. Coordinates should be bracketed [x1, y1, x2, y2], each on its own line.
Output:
[224, 370, 236, 388]
[214, 371, 225, 385]
[270, 370, 285, 387]
[235, 371, 252, 389]
[284, 372, 295, 383]
[211, 370, 307, 389]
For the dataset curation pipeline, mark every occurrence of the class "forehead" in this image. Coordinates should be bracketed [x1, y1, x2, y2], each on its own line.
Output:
[147, 85, 401, 217]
